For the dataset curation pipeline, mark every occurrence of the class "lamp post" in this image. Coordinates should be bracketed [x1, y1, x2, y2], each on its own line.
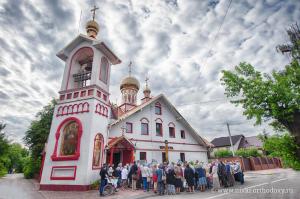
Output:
[164, 140, 169, 162]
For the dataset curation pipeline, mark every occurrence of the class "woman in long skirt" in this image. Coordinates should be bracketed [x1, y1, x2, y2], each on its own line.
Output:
[211, 162, 220, 191]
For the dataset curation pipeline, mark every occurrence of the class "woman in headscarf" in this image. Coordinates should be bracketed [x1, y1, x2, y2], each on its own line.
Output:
[174, 163, 183, 194]
[211, 161, 220, 191]
[184, 163, 195, 193]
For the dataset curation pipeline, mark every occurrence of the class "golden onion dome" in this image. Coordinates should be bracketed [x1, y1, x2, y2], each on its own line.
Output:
[120, 76, 140, 90]
[85, 20, 99, 38]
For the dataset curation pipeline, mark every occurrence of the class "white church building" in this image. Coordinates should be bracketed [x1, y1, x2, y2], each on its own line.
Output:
[40, 8, 211, 191]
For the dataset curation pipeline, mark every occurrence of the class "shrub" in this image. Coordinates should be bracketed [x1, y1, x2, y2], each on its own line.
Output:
[90, 179, 100, 190]
[235, 148, 262, 158]
[0, 162, 7, 177]
[214, 149, 233, 158]
[23, 156, 41, 179]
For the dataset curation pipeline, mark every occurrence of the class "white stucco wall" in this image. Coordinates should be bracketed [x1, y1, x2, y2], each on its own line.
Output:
[109, 98, 208, 164]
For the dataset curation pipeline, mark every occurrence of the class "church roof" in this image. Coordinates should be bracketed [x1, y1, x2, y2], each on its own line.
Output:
[109, 94, 212, 148]
[56, 34, 121, 65]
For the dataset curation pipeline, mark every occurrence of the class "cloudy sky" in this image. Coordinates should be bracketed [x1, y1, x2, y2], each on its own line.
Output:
[0, 0, 299, 143]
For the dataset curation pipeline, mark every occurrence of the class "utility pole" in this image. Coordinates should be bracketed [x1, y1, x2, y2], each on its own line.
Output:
[226, 123, 235, 156]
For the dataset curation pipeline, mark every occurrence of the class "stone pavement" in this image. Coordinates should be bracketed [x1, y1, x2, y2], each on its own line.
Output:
[1, 169, 299, 199]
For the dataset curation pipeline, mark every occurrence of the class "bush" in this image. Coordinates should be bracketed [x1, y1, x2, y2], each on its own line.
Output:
[214, 149, 233, 158]
[235, 148, 262, 158]
[23, 156, 41, 179]
[90, 179, 100, 190]
[0, 162, 7, 177]
[262, 133, 300, 170]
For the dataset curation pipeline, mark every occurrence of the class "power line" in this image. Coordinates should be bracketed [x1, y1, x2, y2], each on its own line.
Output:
[208, 0, 233, 55]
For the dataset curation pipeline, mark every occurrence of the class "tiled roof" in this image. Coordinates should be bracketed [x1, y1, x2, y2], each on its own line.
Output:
[211, 134, 244, 147]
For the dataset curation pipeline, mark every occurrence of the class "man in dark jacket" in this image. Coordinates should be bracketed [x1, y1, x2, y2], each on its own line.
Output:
[99, 164, 108, 196]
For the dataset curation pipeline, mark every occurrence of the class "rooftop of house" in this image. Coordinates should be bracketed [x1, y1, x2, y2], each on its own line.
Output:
[211, 134, 244, 147]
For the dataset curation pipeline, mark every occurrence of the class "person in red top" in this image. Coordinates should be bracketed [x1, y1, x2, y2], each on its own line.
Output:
[152, 164, 158, 193]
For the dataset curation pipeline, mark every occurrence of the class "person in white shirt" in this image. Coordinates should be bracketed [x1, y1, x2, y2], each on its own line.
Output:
[121, 166, 128, 189]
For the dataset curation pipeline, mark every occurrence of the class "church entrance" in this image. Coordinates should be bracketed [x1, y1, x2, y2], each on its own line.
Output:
[106, 136, 135, 166]
[113, 152, 121, 166]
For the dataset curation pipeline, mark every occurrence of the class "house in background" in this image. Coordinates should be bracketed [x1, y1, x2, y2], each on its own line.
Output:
[210, 134, 264, 158]
[210, 134, 244, 157]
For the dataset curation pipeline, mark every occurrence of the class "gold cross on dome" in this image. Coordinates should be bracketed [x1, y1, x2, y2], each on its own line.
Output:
[91, 5, 99, 21]
[145, 76, 149, 87]
[128, 61, 132, 76]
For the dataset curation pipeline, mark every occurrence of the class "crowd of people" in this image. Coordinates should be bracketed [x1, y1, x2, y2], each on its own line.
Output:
[99, 159, 245, 196]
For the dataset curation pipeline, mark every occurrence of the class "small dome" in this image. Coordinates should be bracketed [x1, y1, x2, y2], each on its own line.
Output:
[86, 20, 99, 38]
[86, 20, 99, 31]
[143, 86, 151, 93]
[120, 76, 140, 90]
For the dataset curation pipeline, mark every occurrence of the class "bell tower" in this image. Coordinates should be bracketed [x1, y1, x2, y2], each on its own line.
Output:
[40, 6, 121, 191]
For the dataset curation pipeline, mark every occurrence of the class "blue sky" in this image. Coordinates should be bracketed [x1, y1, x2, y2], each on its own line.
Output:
[0, 0, 299, 143]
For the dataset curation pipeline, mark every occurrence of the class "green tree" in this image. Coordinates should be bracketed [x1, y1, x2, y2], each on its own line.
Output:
[261, 133, 300, 170]
[24, 99, 56, 159]
[0, 123, 9, 177]
[8, 143, 29, 173]
[23, 99, 56, 178]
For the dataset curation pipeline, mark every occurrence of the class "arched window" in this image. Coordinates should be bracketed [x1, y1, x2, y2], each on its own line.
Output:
[155, 118, 163, 136]
[60, 121, 79, 156]
[168, 122, 175, 138]
[92, 134, 104, 169]
[51, 117, 83, 161]
[100, 57, 109, 83]
[68, 47, 94, 89]
[140, 118, 149, 135]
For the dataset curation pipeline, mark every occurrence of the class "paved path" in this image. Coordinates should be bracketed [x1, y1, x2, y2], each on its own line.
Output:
[0, 169, 299, 199]
[0, 173, 44, 199]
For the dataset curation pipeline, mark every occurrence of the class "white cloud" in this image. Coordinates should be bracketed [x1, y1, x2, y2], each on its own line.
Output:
[0, 0, 299, 143]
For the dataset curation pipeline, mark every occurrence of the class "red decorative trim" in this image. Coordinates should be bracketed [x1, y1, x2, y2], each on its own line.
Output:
[88, 89, 94, 96]
[73, 92, 79, 98]
[95, 103, 108, 117]
[56, 102, 89, 117]
[99, 56, 109, 84]
[80, 90, 86, 97]
[66, 93, 72, 99]
[92, 133, 104, 170]
[126, 122, 133, 133]
[60, 84, 109, 97]
[108, 137, 199, 146]
[51, 117, 83, 161]
[40, 184, 90, 191]
[66, 47, 93, 90]
[97, 90, 101, 98]
[140, 117, 149, 123]
[103, 94, 107, 101]
[50, 166, 77, 180]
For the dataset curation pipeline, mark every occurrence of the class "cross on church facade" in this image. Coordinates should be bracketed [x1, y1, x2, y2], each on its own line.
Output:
[121, 125, 126, 135]
[91, 5, 99, 21]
